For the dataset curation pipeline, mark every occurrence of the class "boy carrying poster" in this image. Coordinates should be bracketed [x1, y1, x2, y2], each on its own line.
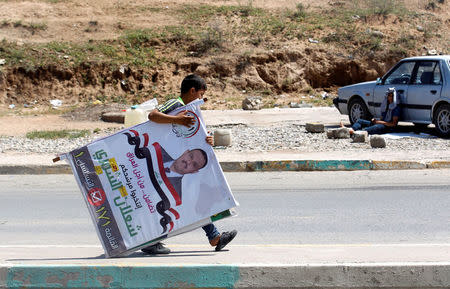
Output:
[61, 74, 238, 258]
[142, 74, 237, 255]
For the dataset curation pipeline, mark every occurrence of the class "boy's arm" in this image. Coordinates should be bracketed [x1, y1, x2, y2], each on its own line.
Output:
[148, 109, 195, 127]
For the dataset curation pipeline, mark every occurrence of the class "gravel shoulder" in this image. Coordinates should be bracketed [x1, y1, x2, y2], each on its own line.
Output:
[0, 107, 449, 163]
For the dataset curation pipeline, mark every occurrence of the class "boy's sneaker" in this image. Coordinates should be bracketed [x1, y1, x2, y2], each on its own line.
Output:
[141, 242, 171, 255]
[215, 230, 237, 251]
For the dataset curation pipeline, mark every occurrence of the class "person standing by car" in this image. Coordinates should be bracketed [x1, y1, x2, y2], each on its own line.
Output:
[341, 88, 401, 135]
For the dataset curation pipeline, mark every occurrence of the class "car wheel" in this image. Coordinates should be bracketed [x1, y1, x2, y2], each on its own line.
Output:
[433, 103, 450, 138]
[348, 98, 371, 125]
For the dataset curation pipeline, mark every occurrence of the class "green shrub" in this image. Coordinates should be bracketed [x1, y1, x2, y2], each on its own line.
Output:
[192, 22, 224, 55]
[26, 129, 90, 139]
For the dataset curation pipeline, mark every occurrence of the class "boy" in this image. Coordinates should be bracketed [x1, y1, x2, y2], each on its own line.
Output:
[340, 87, 400, 135]
[141, 74, 237, 255]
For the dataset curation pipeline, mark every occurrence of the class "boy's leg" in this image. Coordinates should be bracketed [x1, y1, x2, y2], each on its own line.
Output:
[351, 119, 371, 131]
[202, 223, 220, 244]
[363, 124, 386, 135]
[202, 223, 238, 251]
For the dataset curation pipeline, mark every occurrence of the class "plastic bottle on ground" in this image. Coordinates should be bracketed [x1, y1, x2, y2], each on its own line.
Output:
[124, 105, 147, 127]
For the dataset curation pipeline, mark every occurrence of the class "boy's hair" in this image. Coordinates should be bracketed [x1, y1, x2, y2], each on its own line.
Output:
[181, 74, 207, 94]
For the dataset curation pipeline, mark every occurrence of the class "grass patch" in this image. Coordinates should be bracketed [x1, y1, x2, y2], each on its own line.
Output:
[177, 3, 263, 24]
[1, 20, 47, 34]
[26, 129, 90, 139]
[0, 1, 436, 70]
[348, 0, 408, 18]
[0, 32, 159, 69]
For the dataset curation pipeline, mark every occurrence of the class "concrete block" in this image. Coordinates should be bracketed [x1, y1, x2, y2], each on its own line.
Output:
[101, 112, 125, 123]
[305, 123, 325, 133]
[326, 130, 335, 139]
[334, 127, 350, 139]
[370, 135, 386, 148]
[214, 129, 232, 146]
[352, 131, 368, 143]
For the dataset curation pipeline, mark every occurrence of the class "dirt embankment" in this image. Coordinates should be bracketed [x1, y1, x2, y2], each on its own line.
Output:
[0, 49, 401, 110]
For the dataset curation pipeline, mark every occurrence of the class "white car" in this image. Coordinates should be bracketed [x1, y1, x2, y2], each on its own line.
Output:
[333, 55, 450, 137]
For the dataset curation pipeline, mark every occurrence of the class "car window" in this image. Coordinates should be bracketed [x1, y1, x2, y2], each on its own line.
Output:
[384, 61, 415, 85]
[412, 61, 442, 85]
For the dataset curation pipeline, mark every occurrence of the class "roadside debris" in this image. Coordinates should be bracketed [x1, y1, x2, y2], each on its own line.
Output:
[8, 104, 15, 109]
[308, 38, 319, 44]
[214, 129, 232, 146]
[119, 64, 127, 75]
[50, 99, 62, 109]
[101, 111, 124, 123]
[327, 127, 350, 139]
[100, 98, 158, 124]
[124, 105, 147, 127]
[305, 123, 324, 133]
[370, 135, 386, 148]
[120, 79, 130, 91]
[242, 96, 262, 110]
[0, 59, 5, 65]
[138, 98, 158, 111]
[352, 131, 368, 143]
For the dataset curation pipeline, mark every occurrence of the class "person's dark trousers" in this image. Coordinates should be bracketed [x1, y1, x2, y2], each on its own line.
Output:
[352, 119, 372, 130]
[202, 223, 220, 241]
[352, 119, 386, 135]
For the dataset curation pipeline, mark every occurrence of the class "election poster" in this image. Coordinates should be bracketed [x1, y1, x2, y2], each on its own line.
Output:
[63, 99, 238, 257]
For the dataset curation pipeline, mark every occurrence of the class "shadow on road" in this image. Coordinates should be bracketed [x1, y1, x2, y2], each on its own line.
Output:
[5, 249, 224, 261]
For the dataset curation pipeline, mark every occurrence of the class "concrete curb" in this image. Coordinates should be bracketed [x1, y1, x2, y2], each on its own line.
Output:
[1, 263, 450, 288]
[0, 160, 449, 175]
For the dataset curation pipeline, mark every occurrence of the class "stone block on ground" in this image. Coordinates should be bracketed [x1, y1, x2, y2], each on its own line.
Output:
[326, 130, 335, 139]
[214, 129, 232, 146]
[352, 131, 368, 143]
[334, 127, 350, 139]
[101, 111, 125, 123]
[370, 135, 386, 148]
[242, 96, 262, 110]
[305, 123, 325, 133]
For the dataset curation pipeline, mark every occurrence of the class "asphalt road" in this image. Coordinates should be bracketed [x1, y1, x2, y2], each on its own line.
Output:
[0, 170, 449, 247]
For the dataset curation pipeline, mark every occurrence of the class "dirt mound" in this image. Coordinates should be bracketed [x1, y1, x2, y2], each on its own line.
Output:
[0, 49, 398, 110]
[0, 0, 448, 110]
[61, 103, 128, 122]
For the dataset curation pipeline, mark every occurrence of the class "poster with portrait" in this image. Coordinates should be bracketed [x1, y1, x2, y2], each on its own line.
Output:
[63, 99, 238, 257]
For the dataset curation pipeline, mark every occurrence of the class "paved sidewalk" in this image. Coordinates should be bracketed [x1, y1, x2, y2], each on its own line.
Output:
[1, 244, 450, 288]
